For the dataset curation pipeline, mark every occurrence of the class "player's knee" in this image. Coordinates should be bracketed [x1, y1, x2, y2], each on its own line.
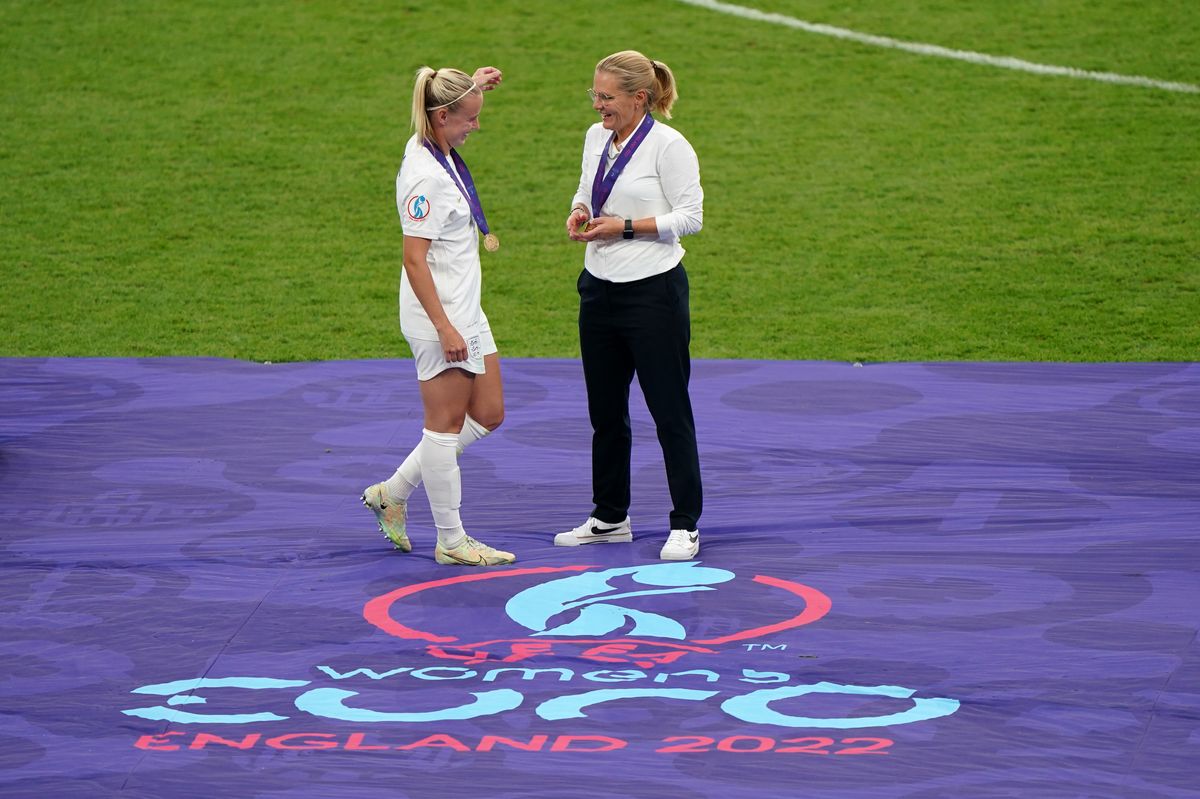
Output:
[479, 408, 504, 431]
[425, 410, 467, 434]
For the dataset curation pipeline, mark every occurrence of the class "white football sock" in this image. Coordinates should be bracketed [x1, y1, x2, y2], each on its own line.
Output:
[416, 428, 467, 549]
[384, 415, 492, 503]
[456, 414, 492, 456]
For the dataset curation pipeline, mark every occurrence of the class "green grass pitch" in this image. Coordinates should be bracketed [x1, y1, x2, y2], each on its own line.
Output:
[2, 0, 1197, 362]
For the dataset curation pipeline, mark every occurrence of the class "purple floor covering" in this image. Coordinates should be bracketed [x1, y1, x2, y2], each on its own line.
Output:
[1, 357, 1198, 798]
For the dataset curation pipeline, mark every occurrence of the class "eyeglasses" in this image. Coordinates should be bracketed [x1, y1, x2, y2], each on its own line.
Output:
[586, 88, 618, 103]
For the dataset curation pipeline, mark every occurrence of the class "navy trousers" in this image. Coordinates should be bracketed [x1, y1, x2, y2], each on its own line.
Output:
[577, 264, 702, 531]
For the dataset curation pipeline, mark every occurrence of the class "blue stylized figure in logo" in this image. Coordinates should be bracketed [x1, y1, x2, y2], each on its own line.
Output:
[410, 194, 428, 219]
[505, 563, 735, 639]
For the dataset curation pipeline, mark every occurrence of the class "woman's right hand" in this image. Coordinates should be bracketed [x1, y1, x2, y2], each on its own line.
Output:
[472, 66, 503, 91]
[566, 208, 590, 241]
[438, 325, 468, 363]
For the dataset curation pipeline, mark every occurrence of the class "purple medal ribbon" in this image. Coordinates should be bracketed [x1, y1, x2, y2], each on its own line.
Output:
[590, 114, 655, 217]
[422, 140, 491, 235]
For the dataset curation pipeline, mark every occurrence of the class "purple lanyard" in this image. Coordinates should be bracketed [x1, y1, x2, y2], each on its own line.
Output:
[422, 140, 491, 235]
[590, 114, 655, 217]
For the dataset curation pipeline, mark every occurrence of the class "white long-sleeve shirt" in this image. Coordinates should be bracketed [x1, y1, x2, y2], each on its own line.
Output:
[571, 116, 704, 283]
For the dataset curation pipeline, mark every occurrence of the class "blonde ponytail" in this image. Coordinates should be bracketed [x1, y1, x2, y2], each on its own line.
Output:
[410, 66, 478, 142]
[649, 59, 678, 120]
[595, 50, 678, 120]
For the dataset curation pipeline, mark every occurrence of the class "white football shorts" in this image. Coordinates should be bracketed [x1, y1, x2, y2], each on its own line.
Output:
[406, 325, 497, 381]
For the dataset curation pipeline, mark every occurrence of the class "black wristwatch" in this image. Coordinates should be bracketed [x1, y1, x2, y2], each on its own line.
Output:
[623, 218, 634, 240]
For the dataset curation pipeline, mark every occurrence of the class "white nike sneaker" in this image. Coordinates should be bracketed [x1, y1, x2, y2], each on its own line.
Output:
[660, 529, 700, 560]
[554, 516, 633, 546]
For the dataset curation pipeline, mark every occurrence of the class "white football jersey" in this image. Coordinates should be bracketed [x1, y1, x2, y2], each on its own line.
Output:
[395, 134, 487, 341]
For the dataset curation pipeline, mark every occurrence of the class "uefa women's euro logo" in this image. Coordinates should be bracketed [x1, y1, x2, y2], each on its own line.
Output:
[404, 194, 430, 221]
[363, 563, 833, 668]
[123, 563, 962, 738]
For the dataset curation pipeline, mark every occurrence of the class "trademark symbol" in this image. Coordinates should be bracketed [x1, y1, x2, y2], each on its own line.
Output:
[744, 644, 788, 652]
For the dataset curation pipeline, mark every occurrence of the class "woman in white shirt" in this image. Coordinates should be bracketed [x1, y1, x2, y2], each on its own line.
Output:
[556, 51, 705, 560]
[361, 66, 516, 567]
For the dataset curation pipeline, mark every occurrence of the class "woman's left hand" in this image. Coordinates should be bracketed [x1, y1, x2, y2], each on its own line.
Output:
[577, 215, 624, 242]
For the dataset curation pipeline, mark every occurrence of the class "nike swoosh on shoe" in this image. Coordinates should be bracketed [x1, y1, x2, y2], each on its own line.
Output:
[447, 551, 486, 565]
[590, 526, 624, 535]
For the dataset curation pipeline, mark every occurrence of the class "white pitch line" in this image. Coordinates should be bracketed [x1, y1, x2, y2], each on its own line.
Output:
[675, 0, 1200, 94]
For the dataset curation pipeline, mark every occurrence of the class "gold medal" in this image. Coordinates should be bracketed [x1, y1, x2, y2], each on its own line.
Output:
[484, 233, 500, 252]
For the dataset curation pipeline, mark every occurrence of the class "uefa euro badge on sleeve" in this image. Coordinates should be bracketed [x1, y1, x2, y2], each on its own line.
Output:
[405, 194, 430, 223]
